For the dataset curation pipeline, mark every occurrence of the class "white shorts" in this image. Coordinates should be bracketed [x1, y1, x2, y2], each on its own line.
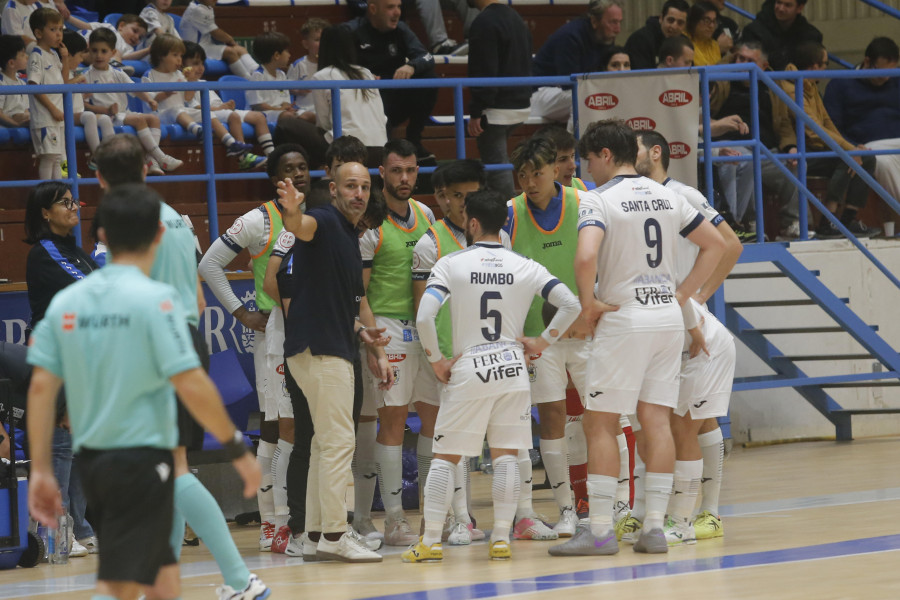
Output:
[252, 327, 275, 421]
[527, 338, 588, 405]
[31, 124, 64, 155]
[201, 42, 226, 61]
[359, 347, 378, 418]
[212, 108, 251, 122]
[371, 316, 439, 409]
[159, 105, 201, 125]
[262, 109, 283, 124]
[584, 329, 684, 415]
[676, 326, 735, 420]
[264, 309, 293, 420]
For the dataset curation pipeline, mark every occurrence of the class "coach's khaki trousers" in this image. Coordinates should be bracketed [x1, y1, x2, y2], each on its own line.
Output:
[285, 349, 355, 534]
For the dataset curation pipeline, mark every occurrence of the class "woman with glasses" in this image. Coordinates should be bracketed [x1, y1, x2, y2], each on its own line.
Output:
[686, 1, 722, 67]
[24, 181, 98, 558]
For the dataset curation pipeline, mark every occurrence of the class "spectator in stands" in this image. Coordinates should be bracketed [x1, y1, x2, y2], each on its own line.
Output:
[709, 39, 803, 240]
[657, 35, 694, 68]
[534, 125, 593, 191]
[309, 26, 387, 165]
[824, 37, 900, 213]
[0, 34, 29, 128]
[180, 0, 260, 79]
[531, 0, 624, 125]
[740, 0, 821, 72]
[63, 13, 139, 69]
[143, 34, 266, 170]
[344, 0, 438, 162]
[248, 31, 313, 127]
[141, 0, 182, 47]
[414, 0, 475, 56]
[778, 41, 878, 238]
[182, 42, 275, 164]
[625, 0, 689, 71]
[707, 0, 740, 56]
[466, 0, 532, 197]
[600, 45, 631, 71]
[288, 18, 329, 117]
[114, 14, 150, 62]
[84, 28, 182, 175]
[1, 0, 65, 45]
[26, 8, 67, 180]
[686, 2, 722, 67]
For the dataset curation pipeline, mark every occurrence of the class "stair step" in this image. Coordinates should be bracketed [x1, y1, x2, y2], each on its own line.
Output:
[747, 325, 878, 334]
[820, 381, 900, 388]
[779, 354, 873, 361]
[831, 408, 900, 415]
[727, 270, 820, 279]
[730, 298, 849, 308]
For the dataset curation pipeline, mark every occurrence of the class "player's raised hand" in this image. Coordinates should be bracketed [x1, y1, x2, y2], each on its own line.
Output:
[277, 177, 305, 213]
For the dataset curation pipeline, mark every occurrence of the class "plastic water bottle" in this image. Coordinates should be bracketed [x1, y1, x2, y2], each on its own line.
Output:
[48, 511, 70, 565]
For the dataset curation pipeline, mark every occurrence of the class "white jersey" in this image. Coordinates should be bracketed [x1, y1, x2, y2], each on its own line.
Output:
[311, 65, 386, 146]
[0, 72, 29, 118]
[26, 46, 63, 128]
[246, 67, 291, 111]
[287, 56, 315, 112]
[179, 0, 218, 49]
[1, 0, 55, 38]
[426, 241, 566, 358]
[84, 66, 134, 112]
[140, 4, 181, 39]
[142, 68, 188, 114]
[412, 218, 511, 280]
[185, 79, 224, 108]
[577, 174, 703, 333]
[664, 177, 723, 287]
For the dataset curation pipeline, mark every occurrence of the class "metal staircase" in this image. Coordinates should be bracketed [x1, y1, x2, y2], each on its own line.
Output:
[715, 243, 900, 441]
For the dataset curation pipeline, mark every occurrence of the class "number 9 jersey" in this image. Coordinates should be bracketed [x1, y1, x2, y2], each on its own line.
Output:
[577, 174, 703, 333]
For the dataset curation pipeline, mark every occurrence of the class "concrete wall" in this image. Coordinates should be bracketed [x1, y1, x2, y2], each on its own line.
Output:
[726, 237, 900, 442]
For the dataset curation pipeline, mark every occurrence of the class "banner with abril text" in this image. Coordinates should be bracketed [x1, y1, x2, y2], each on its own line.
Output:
[576, 71, 700, 186]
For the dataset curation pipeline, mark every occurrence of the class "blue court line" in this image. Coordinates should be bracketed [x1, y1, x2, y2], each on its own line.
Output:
[359, 534, 900, 600]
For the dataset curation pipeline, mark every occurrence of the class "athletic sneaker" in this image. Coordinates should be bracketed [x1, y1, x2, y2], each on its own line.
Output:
[300, 532, 319, 561]
[271, 525, 291, 554]
[238, 152, 267, 171]
[315, 529, 383, 563]
[548, 525, 618, 556]
[282, 531, 304, 557]
[384, 516, 419, 546]
[87, 156, 98, 171]
[575, 497, 590, 520]
[60, 160, 80, 179]
[69, 539, 88, 557]
[258, 521, 275, 551]
[467, 522, 486, 541]
[553, 507, 578, 538]
[216, 573, 271, 600]
[353, 516, 384, 541]
[616, 513, 642, 543]
[693, 510, 724, 539]
[447, 521, 471, 546]
[401, 537, 443, 563]
[76, 536, 98, 554]
[226, 141, 254, 157]
[633, 527, 668, 554]
[183, 524, 200, 546]
[146, 158, 164, 176]
[664, 517, 697, 546]
[613, 500, 630, 523]
[489, 540, 511, 560]
[158, 154, 184, 172]
[513, 516, 559, 540]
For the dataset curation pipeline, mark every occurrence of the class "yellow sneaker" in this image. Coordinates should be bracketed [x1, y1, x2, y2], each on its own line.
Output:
[401, 537, 443, 563]
[615, 513, 642, 543]
[693, 511, 723, 540]
[489, 540, 511, 560]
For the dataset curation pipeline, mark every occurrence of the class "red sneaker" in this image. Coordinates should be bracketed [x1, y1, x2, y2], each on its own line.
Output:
[271, 525, 291, 554]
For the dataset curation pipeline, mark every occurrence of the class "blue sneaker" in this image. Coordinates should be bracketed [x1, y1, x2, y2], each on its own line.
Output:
[227, 141, 254, 157]
[238, 152, 267, 170]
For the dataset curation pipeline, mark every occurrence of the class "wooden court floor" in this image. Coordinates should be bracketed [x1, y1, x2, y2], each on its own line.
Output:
[6, 436, 900, 599]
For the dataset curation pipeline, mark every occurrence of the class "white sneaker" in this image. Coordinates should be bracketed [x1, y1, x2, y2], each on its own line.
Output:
[284, 532, 304, 557]
[300, 532, 319, 561]
[512, 515, 559, 540]
[664, 517, 697, 546]
[146, 158, 164, 176]
[69, 539, 88, 557]
[447, 520, 471, 545]
[159, 154, 183, 172]
[315, 529, 383, 563]
[216, 573, 270, 600]
[353, 516, 384, 542]
[552, 507, 578, 538]
[258, 521, 275, 551]
[384, 516, 419, 546]
[348, 526, 382, 551]
[76, 536, 98, 554]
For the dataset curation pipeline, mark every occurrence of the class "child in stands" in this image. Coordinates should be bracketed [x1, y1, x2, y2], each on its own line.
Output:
[83, 27, 181, 175]
[1, 0, 56, 45]
[140, 0, 182, 48]
[180, 0, 258, 79]
[288, 17, 328, 120]
[0, 34, 30, 128]
[182, 42, 273, 168]
[26, 7, 66, 179]
[114, 14, 150, 62]
[248, 31, 308, 125]
[62, 31, 114, 173]
[143, 34, 265, 170]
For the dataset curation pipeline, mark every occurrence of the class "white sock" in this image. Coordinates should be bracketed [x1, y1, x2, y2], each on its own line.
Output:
[136, 127, 167, 162]
[450, 458, 470, 523]
[258, 132, 274, 155]
[631, 451, 646, 522]
[515, 448, 534, 519]
[643, 472, 673, 532]
[669, 460, 702, 522]
[422, 459, 454, 546]
[374, 442, 404, 519]
[221, 133, 236, 147]
[416, 434, 433, 501]
[97, 113, 115, 139]
[149, 127, 162, 146]
[352, 421, 378, 522]
[187, 122, 202, 136]
[565, 416, 587, 465]
[490, 455, 519, 543]
[256, 440, 276, 524]
[698, 428, 724, 515]
[615, 432, 630, 511]
[540, 437, 572, 510]
[79, 112, 100, 151]
[39, 155, 61, 179]
[586, 474, 617, 536]
[229, 56, 253, 79]
[272, 439, 293, 529]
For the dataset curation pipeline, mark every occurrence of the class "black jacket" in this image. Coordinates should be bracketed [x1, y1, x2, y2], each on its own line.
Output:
[625, 16, 665, 71]
[468, 4, 532, 118]
[342, 16, 435, 80]
[26, 233, 98, 330]
[740, 0, 822, 71]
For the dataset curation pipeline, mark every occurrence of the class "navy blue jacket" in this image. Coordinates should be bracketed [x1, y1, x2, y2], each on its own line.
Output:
[823, 73, 900, 145]
[533, 17, 610, 78]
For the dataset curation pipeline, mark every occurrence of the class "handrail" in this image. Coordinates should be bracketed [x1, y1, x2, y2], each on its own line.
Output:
[856, 0, 900, 20]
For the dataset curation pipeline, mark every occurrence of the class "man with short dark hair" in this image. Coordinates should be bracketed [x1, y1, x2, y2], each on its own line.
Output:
[824, 36, 900, 209]
[343, 0, 438, 161]
[530, 0, 624, 125]
[625, 0, 690, 71]
[656, 35, 694, 68]
[740, 0, 822, 71]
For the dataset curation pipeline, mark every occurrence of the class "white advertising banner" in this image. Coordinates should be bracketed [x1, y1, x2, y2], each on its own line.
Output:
[576, 71, 700, 186]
